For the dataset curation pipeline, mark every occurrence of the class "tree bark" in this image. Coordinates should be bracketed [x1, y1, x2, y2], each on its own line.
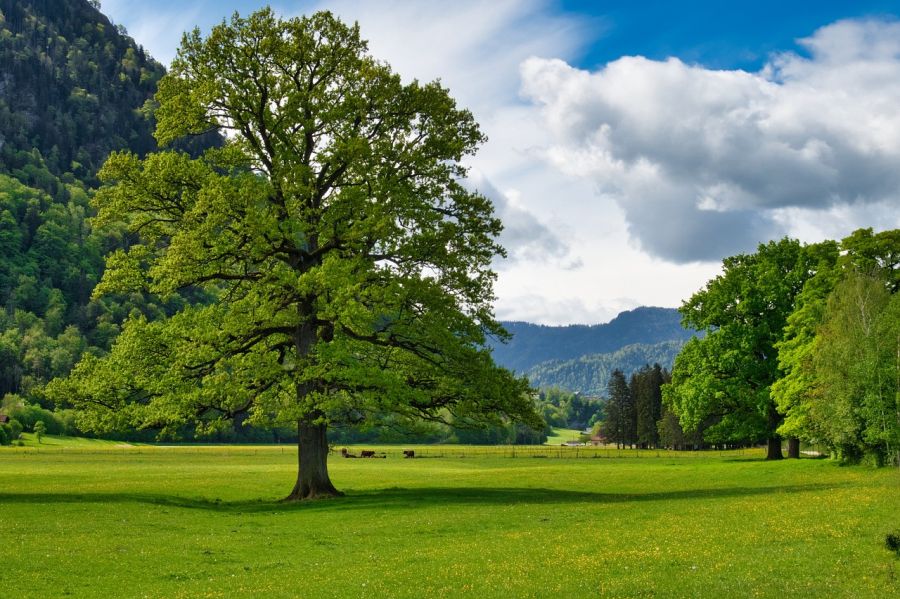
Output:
[766, 436, 784, 460]
[285, 420, 342, 500]
[787, 437, 800, 459]
[765, 402, 784, 460]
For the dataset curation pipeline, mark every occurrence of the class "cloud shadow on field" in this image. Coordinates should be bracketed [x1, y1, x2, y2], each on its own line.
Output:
[0, 482, 848, 513]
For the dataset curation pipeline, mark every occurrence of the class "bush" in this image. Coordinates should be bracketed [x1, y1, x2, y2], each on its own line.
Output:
[886, 530, 900, 556]
[6, 418, 23, 441]
[4, 399, 70, 435]
[0, 418, 23, 445]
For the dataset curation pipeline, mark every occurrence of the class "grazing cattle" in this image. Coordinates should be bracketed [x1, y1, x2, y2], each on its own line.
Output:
[403, 450, 415, 458]
[341, 448, 357, 458]
[360, 450, 376, 458]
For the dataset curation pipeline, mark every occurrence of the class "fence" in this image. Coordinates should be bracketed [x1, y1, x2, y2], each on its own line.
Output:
[341, 445, 753, 460]
[0, 443, 758, 459]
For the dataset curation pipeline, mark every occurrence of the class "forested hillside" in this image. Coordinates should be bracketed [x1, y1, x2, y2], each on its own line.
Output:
[0, 0, 164, 187]
[0, 0, 205, 412]
[524, 340, 684, 396]
[491, 306, 693, 373]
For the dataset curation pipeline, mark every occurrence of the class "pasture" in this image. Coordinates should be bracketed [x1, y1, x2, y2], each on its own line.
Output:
[0, 441, 897, 598]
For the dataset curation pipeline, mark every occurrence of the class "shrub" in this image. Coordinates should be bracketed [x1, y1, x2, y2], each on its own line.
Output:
[0, 418, 22, 445]
[5, 400, 70, 435]
[6, 418, 23, 441]
[886, 530, 900, 556]
[33, 420, 47, 443]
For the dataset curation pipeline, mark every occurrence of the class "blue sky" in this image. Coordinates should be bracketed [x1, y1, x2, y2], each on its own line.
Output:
[101, 1, 900, 324]
[560, 0, 900, 70]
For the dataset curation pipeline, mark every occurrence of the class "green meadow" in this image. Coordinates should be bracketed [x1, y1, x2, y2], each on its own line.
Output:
[1, 441, 898, 598]
[543, 427, 584, 445]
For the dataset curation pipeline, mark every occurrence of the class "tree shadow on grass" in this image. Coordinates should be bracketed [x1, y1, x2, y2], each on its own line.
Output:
[0, 481, 849, 513]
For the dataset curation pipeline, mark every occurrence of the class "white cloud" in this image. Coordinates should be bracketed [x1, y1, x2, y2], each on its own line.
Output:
[308, 0, 590, 117]
[495, 294, 630, 326]
[464, 170, 572, 268]
[521, 18, 900, 262]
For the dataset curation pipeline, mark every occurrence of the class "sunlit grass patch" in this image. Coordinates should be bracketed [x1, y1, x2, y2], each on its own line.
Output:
[0, 446, 897, 598]
[544, 427, 583, 445]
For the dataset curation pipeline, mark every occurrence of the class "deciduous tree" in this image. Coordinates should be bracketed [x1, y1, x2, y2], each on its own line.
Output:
[773, 229, 900, 464]
[48, 10, 538, 499]
[664, 239, 815, 459]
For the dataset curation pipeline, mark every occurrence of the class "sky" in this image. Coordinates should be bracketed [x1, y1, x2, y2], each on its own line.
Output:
[99, 0, 900, 324]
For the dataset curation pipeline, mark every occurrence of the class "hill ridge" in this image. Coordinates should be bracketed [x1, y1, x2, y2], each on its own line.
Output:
[524, 339, 685, 396]
[490, 306, 692, 374]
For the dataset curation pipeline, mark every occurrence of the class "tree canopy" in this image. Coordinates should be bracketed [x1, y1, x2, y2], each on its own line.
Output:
[666, 229, 900, 465]
[664, 238, 816, 459]
[773, 228, 900, 465]
[48, 9, 539, 499]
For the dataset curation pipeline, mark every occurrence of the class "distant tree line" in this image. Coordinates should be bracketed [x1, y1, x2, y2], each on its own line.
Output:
[534, 387, 602, 431]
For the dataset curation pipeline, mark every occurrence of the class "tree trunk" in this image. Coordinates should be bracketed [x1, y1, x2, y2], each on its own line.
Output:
[766, 436, 784, 460]
[765, 402, 783, 460]
[787, 437, 800, 459]
[285, 421, 342, 501]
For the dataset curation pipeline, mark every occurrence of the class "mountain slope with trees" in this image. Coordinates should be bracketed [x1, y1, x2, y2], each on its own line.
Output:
[0, 0, 172, 402]
[0, 0, 221, 443]
[0, 0, 165, 187]
[491, 306, 694, 373]
[524, 340, 684, 396]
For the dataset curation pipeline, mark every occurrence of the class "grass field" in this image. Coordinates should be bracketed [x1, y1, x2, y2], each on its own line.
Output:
[13, 432, 143, 448]
[1, 440, 898, 598]
[544, 427, 583, 445]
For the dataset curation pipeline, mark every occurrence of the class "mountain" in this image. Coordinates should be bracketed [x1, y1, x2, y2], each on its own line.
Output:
[0, 0, 165, 187]
[490, 306, 693, 374]
[524, 340, 684, 396]
[0, 0, 217, 402]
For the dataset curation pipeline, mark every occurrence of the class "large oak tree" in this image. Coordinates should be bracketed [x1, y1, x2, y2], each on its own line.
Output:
[49, 9, 538, 499]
